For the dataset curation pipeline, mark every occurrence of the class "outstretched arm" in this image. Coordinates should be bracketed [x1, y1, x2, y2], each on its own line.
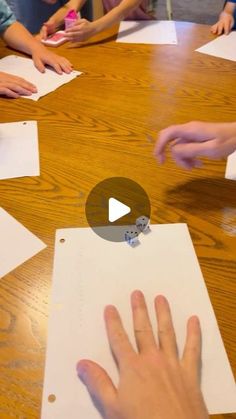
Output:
[65, 0, 143, 42]
[154, 121, 236, 169]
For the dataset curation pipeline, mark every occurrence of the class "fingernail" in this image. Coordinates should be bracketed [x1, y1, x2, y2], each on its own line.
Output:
[191, 315, 200, 325]
[132, 290, 145, 309]
[105, 304, 116, 315]
[132, 290, 143, 301]
[156, 295, 166, 304]
[76, 361, 88, 381]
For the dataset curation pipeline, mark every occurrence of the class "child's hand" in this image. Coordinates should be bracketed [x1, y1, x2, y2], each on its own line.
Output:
[39, 19, 57, 40]
[211, 12, 235, 35]
[0, 71, 37, 98]
[65, 19, 97, 42]
[154, 121, 236, 169]
[77, 291, 209, 419]
[32, 45, 73, 74]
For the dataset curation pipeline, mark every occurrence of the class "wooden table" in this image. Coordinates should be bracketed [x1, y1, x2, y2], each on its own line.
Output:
[0, 22, 235, 418]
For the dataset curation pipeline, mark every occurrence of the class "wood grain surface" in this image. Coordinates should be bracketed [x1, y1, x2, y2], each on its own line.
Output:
[0, 22, 235, 419]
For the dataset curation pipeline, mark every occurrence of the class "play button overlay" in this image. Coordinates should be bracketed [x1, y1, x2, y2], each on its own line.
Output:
[108, 198, 131, 222]
[85, 177, 150, 242]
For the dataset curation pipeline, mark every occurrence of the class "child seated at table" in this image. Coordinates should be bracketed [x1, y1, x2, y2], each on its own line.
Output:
[39, 0, 158, 42]
[0, 0, 72, 98]
[211, 0, 236, 35]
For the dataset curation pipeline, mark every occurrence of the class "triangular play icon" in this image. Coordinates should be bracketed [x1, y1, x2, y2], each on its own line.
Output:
[108, 198, 131, 223]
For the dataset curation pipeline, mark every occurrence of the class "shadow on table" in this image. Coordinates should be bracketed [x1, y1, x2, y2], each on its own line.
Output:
[163, 177, 236, 213]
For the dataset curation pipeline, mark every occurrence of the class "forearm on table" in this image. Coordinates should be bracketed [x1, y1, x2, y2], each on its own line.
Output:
[47, 0, 86, 28]
[93, 0, 141, 33]
[2, 21, 43, 56]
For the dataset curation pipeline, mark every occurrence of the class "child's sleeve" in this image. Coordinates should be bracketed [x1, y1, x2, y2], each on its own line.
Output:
[0, 0, 16, 34]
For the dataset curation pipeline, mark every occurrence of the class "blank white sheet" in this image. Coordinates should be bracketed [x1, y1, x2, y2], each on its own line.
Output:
[0, 121, 39, 180]
[0, 207, 46, 278]
[116, 20, 177, 44]
[0, 55, 82, 100]
[225, 150, 236, 180]
[196, 32, 236, 62]
[41, 224, 236, 418]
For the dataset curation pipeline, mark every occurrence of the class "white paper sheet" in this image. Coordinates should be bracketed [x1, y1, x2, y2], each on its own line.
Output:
[196, 32, 236, 62]
[0, 207, 46, 278]
[0, 121, 39, 180]
[42, 224, 236, 418]
[225, 150, 236, 180]
[116, 20, 177, 44]
[0, 55, 82, 100]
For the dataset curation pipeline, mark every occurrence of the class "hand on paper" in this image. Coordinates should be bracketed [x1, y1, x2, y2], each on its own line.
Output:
[2, 21, 72, 75]
[65, 19, 97, 42]
[0, 71, 37, 98]
[211, 12, 235, 35]
[154, 121, 236, 169]
[32, 45, 73, 74]
[77, 291, 208, 419]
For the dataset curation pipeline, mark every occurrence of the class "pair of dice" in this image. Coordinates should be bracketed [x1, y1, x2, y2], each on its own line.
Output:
[124, 216, 150, 247]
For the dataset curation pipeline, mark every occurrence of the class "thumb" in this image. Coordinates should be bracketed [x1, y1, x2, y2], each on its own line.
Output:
[42, 21, 55, 38]
[41, 25, 48, 40]
[77, 359, 117, 417]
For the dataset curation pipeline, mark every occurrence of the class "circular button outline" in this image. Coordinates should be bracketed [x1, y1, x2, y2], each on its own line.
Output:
[85, 177, 151, 242]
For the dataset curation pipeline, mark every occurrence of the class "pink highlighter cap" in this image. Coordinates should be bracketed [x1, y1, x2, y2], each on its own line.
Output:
[64, 9, 79, 29]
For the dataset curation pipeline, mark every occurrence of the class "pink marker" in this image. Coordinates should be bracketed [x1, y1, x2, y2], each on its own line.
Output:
[64, 9, 79, 30]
